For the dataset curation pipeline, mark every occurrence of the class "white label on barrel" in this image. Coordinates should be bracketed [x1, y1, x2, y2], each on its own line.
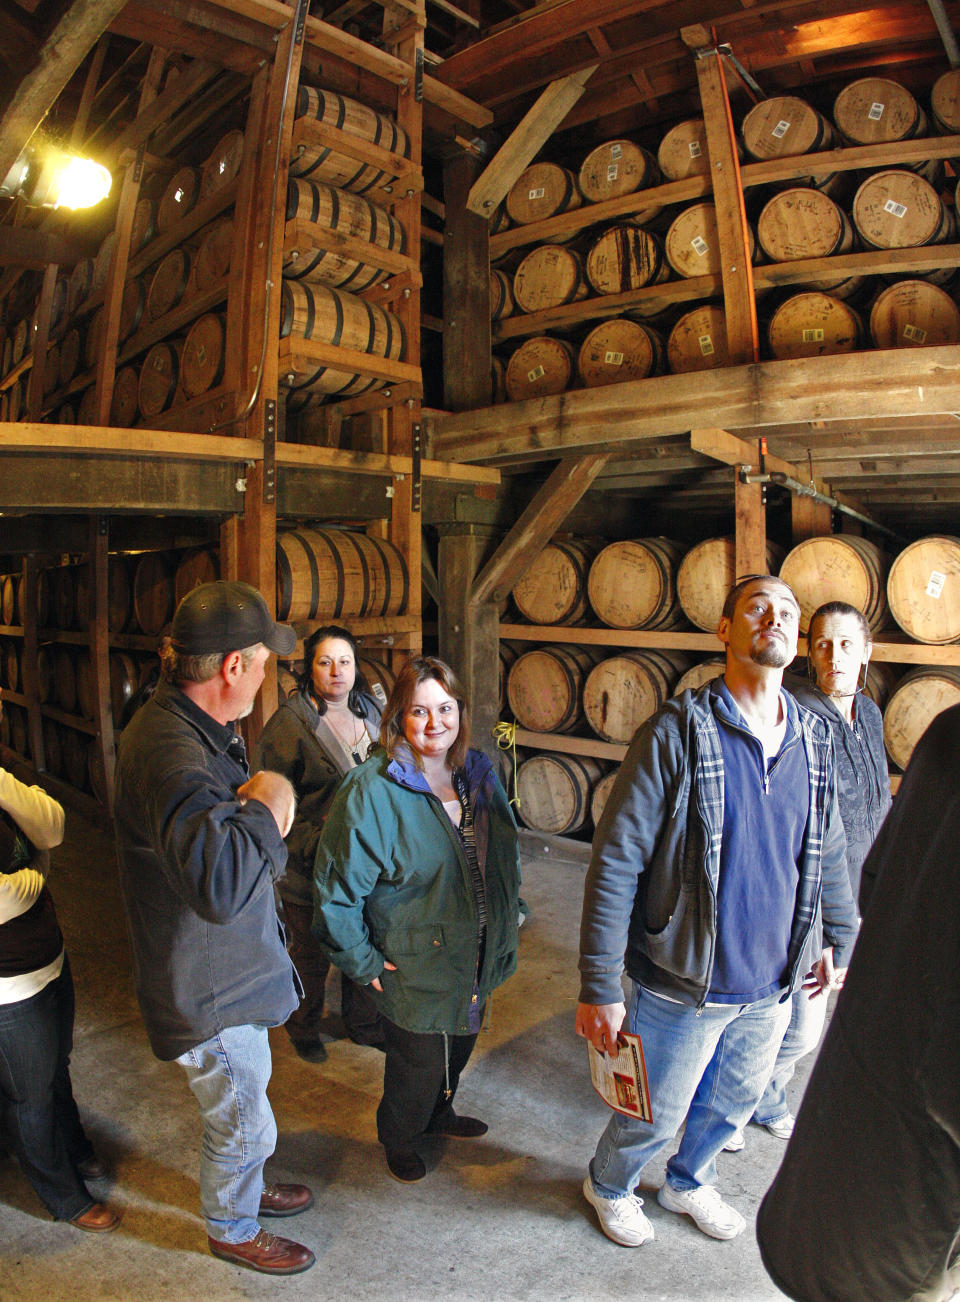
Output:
[527, 365, 545, 381]
[698, 334, 714, 355]
[528, 187, 545, 200]
[903, 322, 927, 343]
[884, 199, 907, 218]
[606, 164, 620, 181]
[926, 570, 947, 599]
[610, 143, 623, 159]
[868, 101, 885, 120]
[691, 235, 709, 257]
[688, 141, 702, 157]
[604, 351, 624, 365]
[802, 328, 825, 342]
[772, 119, 791, 138]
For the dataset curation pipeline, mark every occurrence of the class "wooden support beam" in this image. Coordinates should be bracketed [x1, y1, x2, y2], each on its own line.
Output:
[685, 32, 758, 366]
[87, 515, 116, 811]
[735, 456, 766, 579]
[0, 0, 131, 182]
[443, 152, 491, 410]
[465, 65, 597, 217]
[471, 453, 609, 606]
[438, 528, 501, 760]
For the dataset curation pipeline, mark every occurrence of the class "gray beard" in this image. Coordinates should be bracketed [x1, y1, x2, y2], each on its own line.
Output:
[752, 643, 791, 668]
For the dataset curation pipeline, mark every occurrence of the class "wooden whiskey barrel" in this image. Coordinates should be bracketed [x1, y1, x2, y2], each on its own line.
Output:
[60, 726, 88, 791]
[35, 571, 50, 628]
[667, 305, 730, 372]
[43, 341, 61, 398]
[590, 768, 620, 829]
[583, 649, 689, 743]
[146, 247, 193, 322]
[51, 566, 76, 629]
[283, 179, 403, 292]
[119, 277, 147, 342]
[674, 659, 726, 695]
[138, 340, 183, 417]
[504, 336, 575, 402]
[516, 753, 603, 835]
[664, 203, 757, 279]
[49, 276, 68, 337]
[67, 259, 94, 315]
[869, 280, 960, 349]
[757, 188, 863, 298]
[931, 69, 960, 135]
[133, 552, 175, 634]
[279, 281, 405, 404]
[513, 245, 588, 313]
[863, 661, 900, 712]
[588, 537, 687, 630]
[181, 314, 225, 398]
[3, 641, 20, 692]
[507, 646, 600, 734]
[505, 163, 582, 227]
[174, 546, 219, 604]
[585, 226, 669, 295]
[852, 170, 955, 250]
[157, 166, 202, 234]
[7, 706, 28, 760]
[657, 118, 710, 180]
[130, 198, 157, 253]
[36, 647, 54, 703]
[578, 139, 660, 204]
[883, 667, 960, 769]
[577, 319, 664, 387]
[92, 231, 117, 295]
[74, 564, 93, 627]
[511, 539, 597, 626]
[780, 535, 890, 633]
[356, 653, 396, 703]
[193, 219, 233, 294]
[0, 575, 16, 625]
[766, 293, 863, 360]
[490, 269, 514, 321]
[498, 641, 521, 714]
[53, 646, 78, 713]
[110, 650, 139, 723]
[677, 537, 785, 631]
[41, 718, 61, 777]
[741, 95, 838, 189]
[110, 365, 140, 427]
[887, 536, 960, 644]
[200, 129, 245, 198]
[275, 528, 408, 622]
[59, 328, 81, 387]
[291, 86, 409, 194]
[77, 385, 98, 425]
[107, 556, 132, 634]
[56, 401, 75, 424]
[75, 650, 95, 720]
[833, 77, 927, 148]
[83, 307, 106, 370]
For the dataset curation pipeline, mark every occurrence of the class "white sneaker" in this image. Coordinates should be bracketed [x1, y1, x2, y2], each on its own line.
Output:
[763, 1114, 795, 1140]
[582, 1176, 655, 1247]
[723, 1128, 745, 1153]
[657, 1182, 746, 1240]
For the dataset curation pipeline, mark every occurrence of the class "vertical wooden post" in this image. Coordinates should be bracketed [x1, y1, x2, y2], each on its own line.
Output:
[438, 527, 500, 762]
[443, 151, 491, 411]
[25, 263, 58, 420]
[87, 514, 116, 810]
[20, 556, 44, 773]
[735, 462, 766, 578]
[685, 28, 758, 366]
[792, 494, 833, 543]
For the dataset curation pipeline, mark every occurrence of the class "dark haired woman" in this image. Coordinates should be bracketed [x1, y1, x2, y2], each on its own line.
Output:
[254, 625, 384, 1061]
[313, 656, 521, 1182]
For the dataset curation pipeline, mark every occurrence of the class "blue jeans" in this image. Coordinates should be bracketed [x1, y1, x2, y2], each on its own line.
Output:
[176, 1025, 276, 1243]
[0, 958, 95, 1220]
[590, 982, 791, 1198]
[753, 987, 827, 1126]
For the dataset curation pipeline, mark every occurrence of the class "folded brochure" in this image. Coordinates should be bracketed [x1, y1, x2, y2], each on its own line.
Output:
[588, 1033, 653, 1122]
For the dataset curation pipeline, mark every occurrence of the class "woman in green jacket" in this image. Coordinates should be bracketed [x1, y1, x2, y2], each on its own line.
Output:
[313, 656, 521, 1183]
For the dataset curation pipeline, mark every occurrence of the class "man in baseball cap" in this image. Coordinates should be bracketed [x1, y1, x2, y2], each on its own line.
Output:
[114, 580, 315, 1275]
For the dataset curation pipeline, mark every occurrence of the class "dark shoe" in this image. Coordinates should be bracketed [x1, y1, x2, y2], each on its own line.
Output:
[77, 1155, 108, 1181]
[259, 1182, 315, 1218]
[71, 1202, 121, 1233]
[289, 1038, 327, 1063]
[208, 1229, 315, 1275]
[429, 1113, 488, 1140]
[385, 1148, 427, 1183]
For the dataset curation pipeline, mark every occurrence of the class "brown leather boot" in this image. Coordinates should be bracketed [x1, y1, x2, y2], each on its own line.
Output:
[259, 1182, 315, 1217]
[208, 1229, 316, 1275]
[70, 1202, 122, 1232]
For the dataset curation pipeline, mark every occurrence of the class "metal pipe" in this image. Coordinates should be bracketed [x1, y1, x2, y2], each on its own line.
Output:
[739, 469, 908, 543]
[926, 0, 960, 67]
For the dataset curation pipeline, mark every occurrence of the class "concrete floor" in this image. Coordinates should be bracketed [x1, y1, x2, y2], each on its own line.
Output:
[0, 815, 801, 1302]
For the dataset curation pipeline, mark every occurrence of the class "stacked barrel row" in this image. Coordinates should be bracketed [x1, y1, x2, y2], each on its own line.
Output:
[501, 532, 960, 836]
[491, 70, 960, 403]
[280, 84, 410, 410]
[37, 124, 245, 428]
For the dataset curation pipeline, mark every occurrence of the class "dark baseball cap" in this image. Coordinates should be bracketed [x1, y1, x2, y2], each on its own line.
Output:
[171, 580, 297, 657]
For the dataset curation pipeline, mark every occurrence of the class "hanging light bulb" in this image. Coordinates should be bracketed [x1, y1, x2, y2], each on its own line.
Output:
[0, 142, 112, 210]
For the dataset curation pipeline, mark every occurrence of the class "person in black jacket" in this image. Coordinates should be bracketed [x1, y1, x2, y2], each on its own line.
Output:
[114, 581, 315, 1277]
[758, 704, 960, 1302]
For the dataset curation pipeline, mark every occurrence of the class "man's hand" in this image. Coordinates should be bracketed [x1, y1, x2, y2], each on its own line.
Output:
[575, 1001, 626, 1056]
[802, 946, 847, 999]
[238, 771, 297, 838]
[370, 960, 398, 993]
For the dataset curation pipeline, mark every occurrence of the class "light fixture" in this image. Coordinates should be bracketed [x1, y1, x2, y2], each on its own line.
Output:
[0, 140, 112, 210]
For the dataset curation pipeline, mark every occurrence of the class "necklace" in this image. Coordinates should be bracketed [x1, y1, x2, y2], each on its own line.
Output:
[325, 702, 366, 763]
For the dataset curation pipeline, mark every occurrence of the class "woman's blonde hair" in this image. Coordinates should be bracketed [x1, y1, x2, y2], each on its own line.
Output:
[380, 656, 470, 770]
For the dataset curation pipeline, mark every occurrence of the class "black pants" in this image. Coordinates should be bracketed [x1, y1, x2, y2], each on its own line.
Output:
[282, 897, 383, 1047]
[376, 1017, 479, 1151]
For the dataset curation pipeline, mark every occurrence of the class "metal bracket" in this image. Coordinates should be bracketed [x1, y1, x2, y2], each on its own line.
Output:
[412, 423, 422, 513]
